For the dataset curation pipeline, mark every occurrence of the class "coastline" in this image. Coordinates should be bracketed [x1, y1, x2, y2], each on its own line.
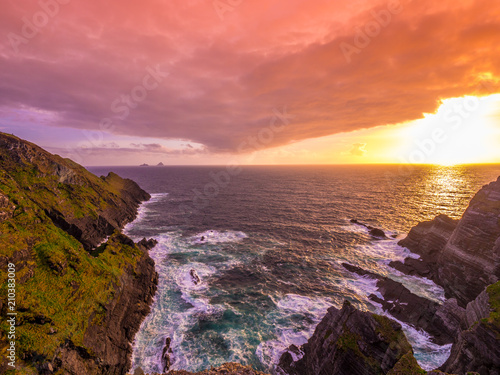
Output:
[0, 132, 159, 374]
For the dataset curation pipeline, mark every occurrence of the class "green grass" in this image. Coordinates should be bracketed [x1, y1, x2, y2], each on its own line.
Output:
[0, 133, 147, 372]
[485, 281, 500, 327]
[387, 352, 426, 375]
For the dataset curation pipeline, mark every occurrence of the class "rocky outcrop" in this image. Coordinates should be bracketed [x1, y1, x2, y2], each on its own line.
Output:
[278, 300, 416, 375]
[437, 178, 500, 306]
[350, 219, 388, 239]
[0, 132, 158, 374]
[0, 132, 150, 251]
[440, 282, 500, 375]
[0, 192, 15, 222]
[161, 337, 173, 373]
[389, 214, 458, 279]
[392, 177, 500, 307]
[342, 263, 466, 345]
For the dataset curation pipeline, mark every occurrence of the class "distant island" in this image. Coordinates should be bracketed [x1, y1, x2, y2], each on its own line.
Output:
[140, 163, 149, 167]
[157, 162, 165, 166]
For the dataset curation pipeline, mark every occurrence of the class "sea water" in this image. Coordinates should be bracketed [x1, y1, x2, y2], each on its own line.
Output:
[88, 164, 500, 373]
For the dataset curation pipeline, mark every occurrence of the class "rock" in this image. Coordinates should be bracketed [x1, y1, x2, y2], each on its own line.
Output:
[0, 133, 159, 374]
[0, 192, 15, 222]
[162, 337, 173, 372]
[387, 352, 427, 375]
[398, 214, 458, 260]
[395, 177, 500, 307]
[436, 178, 500, 306]
[40, 362, 54, 373]
[342, 263, 466, 345]
[370, 228, 387, 238]
[0, 133, 151, 252]
[277, 300, 416, 375]
[138, 237, 158, 250]
[440, 282, 500, 374]
[350, 219, 387, 239]
[369, 228, 387, 239]
[190, 269, 201, 285]
[465, 289, 491, 327]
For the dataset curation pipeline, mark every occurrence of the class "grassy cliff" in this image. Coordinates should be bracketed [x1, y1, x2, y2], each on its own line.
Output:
[0, 133, 157, 374]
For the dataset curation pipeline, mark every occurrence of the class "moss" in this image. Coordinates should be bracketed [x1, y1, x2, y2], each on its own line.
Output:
[0, 133, 149, 372]
[486, 281, 500, 327]
[373, 314, 412, 354]
[324, 328, 333, 341]
[373, 314, 400, 342]
[336, 327, 361, 353]
[336, 325, 380, 372]
[387, 352, 426, 375]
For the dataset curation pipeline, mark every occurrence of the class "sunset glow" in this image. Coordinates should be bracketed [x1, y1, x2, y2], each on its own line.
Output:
[1, 0, 499, 165]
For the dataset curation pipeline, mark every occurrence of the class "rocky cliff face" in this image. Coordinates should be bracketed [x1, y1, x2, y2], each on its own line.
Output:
[342, 263, 466, 345]
[278, 301, 416, 375]
[440, 282, 500, 375]
[0, 133, 150, 250]
[0, 133, 157, 374]
[438, 178, 500, 306]
[392, 177, 500, 307]
[51, 236, 159, 375]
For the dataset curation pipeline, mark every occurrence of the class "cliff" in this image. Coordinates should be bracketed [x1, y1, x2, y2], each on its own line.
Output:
[278, 301, 417, 375]
[440, 281, 500, 374]
[392, 177, 500, 307]
[0, 133, 158, 374]
[342, 263, 466, 346]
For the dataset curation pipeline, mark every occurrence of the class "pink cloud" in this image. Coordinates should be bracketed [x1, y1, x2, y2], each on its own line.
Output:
[1, 0, 499, 153]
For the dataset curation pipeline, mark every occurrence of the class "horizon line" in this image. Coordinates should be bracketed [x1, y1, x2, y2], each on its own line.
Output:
[83, 162, 500, 168]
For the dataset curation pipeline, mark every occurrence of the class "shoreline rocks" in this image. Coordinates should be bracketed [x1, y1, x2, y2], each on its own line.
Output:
[342, 263, 466, 345]
[278, 300, 417, 375]
[392, 178, 500, 307]
[350, 219, 388, 239]
[440, 282, 500, 374]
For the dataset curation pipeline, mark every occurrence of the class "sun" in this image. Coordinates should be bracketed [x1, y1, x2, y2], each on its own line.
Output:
[398, 94, 500, 166]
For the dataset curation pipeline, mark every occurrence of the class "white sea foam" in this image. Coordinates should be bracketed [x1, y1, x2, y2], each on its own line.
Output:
[257, 294, 335, 370]
[190, 230, 248, 244]
[341, 273, 384, 301]
[348, 239, 446, 303]
[123, 192, 169, 236]
[275, 294, 334, 315]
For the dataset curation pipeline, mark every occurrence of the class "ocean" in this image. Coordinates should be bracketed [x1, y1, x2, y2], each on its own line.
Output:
[88, 164, 500, 374]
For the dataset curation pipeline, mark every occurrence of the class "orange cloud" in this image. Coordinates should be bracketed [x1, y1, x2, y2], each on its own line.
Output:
[1, 0, 499, 153]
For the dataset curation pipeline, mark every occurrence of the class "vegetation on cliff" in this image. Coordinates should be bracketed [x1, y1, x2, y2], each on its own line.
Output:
[0, 133, 156, 374]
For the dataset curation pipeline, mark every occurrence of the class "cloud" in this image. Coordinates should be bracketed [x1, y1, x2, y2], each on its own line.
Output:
[1, 0, 499, 153]
[349, 143, 367, 157]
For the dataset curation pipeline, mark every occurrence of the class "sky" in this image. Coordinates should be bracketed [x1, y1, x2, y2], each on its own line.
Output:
[1, 0, 500, 166]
